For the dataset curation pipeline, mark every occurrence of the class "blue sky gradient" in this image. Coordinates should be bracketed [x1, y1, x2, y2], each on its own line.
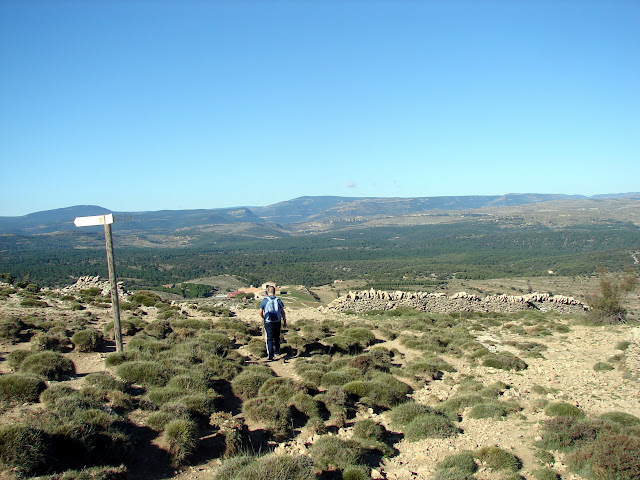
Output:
[1, 0, 638, 216]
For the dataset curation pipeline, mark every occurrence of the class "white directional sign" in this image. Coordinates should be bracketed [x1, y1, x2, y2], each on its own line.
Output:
[74, 214, 114, 227]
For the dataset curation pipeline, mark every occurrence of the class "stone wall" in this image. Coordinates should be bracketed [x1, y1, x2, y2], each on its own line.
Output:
[328, 289, 588, 315]
[58, 275, 130, 299]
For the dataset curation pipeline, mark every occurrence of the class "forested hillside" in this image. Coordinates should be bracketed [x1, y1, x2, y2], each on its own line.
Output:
[1, 221, 638, 292]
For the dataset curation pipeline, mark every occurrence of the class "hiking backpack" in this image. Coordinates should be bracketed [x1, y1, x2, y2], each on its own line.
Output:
[263, 297, 281, 322]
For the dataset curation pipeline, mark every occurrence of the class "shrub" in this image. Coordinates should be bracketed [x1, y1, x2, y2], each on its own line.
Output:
[84, 371, 127, 392]
[104, 352, 129, 367]
[236, 454, 316, 480]
[0, 316, 23, 343]
[178, 393, 221, 419]
[0, 374, 47, 403]
[116, 361, 171, 387]
[615, 341, 631, 351]
[544, 402, 585, 418]
[468, 402, 509, 419]
[204, 355, 243, 380]
[482, 353, 527, 371]
[146, 386, 189, 406]
[389, 401, 435, 429]
[434, 450, 478, 479]
[30, 329, 72, 352]
[40, 384, 77, 405]
[442, 394, 485, 414]
[163, 418, 198, 467]
[539, 416, 598, 451]
[145, 411, 179, 431]
[317, 386, 348, 427]
[593, 361, 614, 372]
[353, 418, 385, 442]
[600, 411, 640, 428]
[320, 368, 364, 387]
[104, 319, 141, 338]
[288, 392, 321, 421]
[586, 269, 638, 324]
[532, 468, 560, 480]
[20, 298, 48, 307]
[7, 349, 31, 370]
[71, 329, 104, 352]
[214, 454, 256, 479]
[475, 446, 521, 472]
[131, 291, 162, 307]
[258, 377, 304, 402]
[361, 373, 410, 408]
[341, 465, 370, 480]
[243, 396, 291, 440]
[19, 351, 75, 380]
[144, 319, 173, 339]
[0, 424, 48, 476]
[166, 372, 212, 392]
[404, 412, 458, 441]
[403, 360, 442, 381]
[569, 434, 640, 480]
[341, 327, 376, 346]
[231, 368, 274, 401]
[309, 435, 363, 471]
[198, 332, 233, 356]
[172, 318, 211, 330]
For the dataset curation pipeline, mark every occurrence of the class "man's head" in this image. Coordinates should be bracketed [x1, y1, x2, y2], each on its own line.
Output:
[266, 285, 276, 296]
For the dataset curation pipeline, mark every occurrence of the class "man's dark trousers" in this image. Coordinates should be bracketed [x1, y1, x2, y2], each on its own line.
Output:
[264, 321, 281, 359]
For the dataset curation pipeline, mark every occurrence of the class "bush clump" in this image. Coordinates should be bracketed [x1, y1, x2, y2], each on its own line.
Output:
[0, 424, 48, 476]
[231, 367, 274, 401]
[6, 349, 32, 371]
[0, 374, 47, 403]
[482, 353, 527, 371]
[474, 446, 521, 472]
[19, 351, 76, 380]
[468, 402, 509, 419]
[388, 401, 435, 429]
[309, 435, 364, 471]
[404, 412, 459, 441]
[116, 361, 171, 387]
[30, 329, 72, 352]
[71, 329, 104, 352]
[163, 418, 198, 467]
[539, 416, 598, 451]
[544, 402, 585, 419]
[567, 433, 640, 480]
[434, 450, 478, 480]
[243, 396, 291, 440]
[0, 316, 23, 343]
[214, 453, 315, 480]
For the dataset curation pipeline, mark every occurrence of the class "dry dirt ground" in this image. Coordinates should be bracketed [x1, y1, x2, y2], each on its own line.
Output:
[1, 288, 639, 480]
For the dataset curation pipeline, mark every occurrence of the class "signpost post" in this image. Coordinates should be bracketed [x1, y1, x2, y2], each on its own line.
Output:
[73, 214, 123, 352]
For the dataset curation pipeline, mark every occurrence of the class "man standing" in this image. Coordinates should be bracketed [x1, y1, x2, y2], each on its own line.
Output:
[259, 285, 286, 360]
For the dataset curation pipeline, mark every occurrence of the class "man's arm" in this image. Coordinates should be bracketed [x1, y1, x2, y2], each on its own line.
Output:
[281, 306, 286, 327]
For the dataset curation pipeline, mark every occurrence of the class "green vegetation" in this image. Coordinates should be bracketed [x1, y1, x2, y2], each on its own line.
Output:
[586, 269, 638, 324]
[2, 221, 639, 290]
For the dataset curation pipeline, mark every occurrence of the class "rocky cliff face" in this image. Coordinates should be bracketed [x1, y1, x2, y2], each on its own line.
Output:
[328, 289, 588, 314]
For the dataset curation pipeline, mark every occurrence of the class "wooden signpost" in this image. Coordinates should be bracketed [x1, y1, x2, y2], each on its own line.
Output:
[73, 213, 123, 352]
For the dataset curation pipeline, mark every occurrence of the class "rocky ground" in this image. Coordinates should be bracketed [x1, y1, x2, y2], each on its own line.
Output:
[1, 278, 639, 480]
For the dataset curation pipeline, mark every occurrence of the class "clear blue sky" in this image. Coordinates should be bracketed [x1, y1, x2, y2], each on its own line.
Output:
[1, 0, 638, 217]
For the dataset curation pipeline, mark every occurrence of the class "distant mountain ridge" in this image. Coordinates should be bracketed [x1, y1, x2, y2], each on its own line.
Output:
[1, 193, 639, 235]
